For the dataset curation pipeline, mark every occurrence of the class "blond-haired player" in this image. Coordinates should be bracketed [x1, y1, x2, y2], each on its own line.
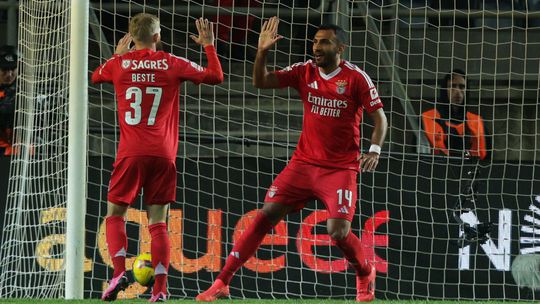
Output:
[92, 13, 223, 302]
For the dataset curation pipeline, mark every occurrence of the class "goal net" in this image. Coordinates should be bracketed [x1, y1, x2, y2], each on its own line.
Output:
[1, 0, 539, 300]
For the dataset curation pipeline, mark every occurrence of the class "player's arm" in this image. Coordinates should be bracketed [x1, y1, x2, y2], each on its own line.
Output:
[91, 57, 116, 84]
[360, 108, 388, 172]
[190, 17, 224, 84]
[253, 16, 283, 89]
[91, 33, 132, 84]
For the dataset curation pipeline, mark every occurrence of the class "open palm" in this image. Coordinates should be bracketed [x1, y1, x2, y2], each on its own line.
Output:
[258, 16, 283, 51]
[190, 17, 214, 47]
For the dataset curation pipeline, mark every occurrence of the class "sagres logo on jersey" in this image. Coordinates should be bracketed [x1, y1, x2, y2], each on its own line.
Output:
[336, 80, 347, 94]
[268, 185, 278, 198]
[121, 60, 131, 69]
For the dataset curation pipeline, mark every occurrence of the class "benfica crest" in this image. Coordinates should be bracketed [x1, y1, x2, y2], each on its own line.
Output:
[121, 60, 131, 69]
[336, 80, 347, 94]
[268, 185, 278, 198]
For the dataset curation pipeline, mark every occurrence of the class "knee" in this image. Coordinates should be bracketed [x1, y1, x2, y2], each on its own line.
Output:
[147, 204, 168, 225]
[107, 202, 128, 217]
[261, 203, 291, 226]
[260, 208, 282, 226]
[327, 218, 352, 241]
[327, 225, 350, 241]
[147, 214, 167, 226]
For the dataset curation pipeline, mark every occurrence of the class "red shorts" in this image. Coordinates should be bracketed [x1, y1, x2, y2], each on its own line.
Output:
[107, 156, 176, 205]
[264, 159, 358, 221]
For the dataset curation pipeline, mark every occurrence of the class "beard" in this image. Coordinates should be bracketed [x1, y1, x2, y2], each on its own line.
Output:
[0, 76, 16, 86]
[314, 52, 337, 68]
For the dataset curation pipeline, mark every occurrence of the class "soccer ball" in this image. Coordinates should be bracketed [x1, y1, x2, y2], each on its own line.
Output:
[132, 253, 154, 286]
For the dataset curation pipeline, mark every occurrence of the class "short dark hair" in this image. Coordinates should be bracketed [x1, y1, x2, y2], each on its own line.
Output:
[438, 68, 467, 103]
[317, 24, 348, 45]
[444, 68, 466, 88]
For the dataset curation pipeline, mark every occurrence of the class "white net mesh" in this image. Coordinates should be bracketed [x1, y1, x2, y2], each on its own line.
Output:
[0, 0, 70, 298]
[1, 0, 540, 300]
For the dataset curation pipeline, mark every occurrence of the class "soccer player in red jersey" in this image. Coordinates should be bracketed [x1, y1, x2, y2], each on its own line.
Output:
[92, 13, 223, 302]
[197, 17, 387, 302]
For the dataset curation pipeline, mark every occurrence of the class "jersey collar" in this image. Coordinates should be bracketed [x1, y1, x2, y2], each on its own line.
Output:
[318, 61, 343, 80]
[132, 48, 155, 55]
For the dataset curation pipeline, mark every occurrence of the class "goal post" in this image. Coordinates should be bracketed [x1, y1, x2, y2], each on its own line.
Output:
[0, 0, 74, 298]
[65, 0, 89, 299]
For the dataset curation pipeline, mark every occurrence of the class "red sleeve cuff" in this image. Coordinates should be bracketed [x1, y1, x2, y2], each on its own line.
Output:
[204, 45, 217, 53]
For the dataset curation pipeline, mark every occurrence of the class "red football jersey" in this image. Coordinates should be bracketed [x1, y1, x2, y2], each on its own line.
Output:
[275, 59, 383, 170]
[92, 46, 222, 160]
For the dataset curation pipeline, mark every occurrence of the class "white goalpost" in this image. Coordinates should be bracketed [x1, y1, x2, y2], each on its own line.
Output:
[0, 0, 539, 301]
[0, 0, 89, 299]
[65, 0, 89, 299]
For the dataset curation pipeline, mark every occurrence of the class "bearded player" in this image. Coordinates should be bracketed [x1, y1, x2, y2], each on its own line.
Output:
[197, 17, 387, 302]
[92, 13, 223, 302]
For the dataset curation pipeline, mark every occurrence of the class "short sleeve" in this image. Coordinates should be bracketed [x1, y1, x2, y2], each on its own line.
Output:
[274, 62, 306, 89]
[356, 71, 383, 113]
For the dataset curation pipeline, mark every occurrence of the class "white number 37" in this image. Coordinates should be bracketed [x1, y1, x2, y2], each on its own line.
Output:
[125, 86, 162, 125]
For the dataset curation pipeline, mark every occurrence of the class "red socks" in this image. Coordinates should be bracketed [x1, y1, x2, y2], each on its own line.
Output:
[106, 216, 127, 278]
[149, 222, 170, 295]
[335, 231, 372, 276]
[106, 216, 170, 295]
[217, 212, 274, 285]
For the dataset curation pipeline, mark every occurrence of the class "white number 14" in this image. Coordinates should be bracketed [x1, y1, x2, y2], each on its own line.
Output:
[125, 86, 162, 126]
[336, 189, 352, 207]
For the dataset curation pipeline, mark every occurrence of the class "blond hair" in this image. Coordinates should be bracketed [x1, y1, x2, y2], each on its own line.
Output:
[129, 13, 160, 44]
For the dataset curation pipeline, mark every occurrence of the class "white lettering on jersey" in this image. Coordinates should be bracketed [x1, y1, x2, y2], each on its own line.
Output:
[307, 92, 348, 108]
[131, 73, 156, 83]
[370, 99, 381, 107]
[130, 59, 169, 70]
[315, 107, 341, 117]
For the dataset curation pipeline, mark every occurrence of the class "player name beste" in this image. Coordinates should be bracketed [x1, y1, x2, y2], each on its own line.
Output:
[132, 73, 156, 82]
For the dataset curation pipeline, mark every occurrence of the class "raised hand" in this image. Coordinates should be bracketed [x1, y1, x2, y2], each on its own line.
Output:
[114, 33, 132, 55]
[258, 16, 283, 52]
[190, 17, 214, 47]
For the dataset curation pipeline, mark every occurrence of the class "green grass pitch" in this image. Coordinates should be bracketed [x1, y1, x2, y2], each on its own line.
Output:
[0, 300, 520, 304]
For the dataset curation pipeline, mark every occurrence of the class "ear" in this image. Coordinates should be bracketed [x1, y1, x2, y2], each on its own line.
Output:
[152, 32, 160, 44]
[337, 43, 346, 55]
